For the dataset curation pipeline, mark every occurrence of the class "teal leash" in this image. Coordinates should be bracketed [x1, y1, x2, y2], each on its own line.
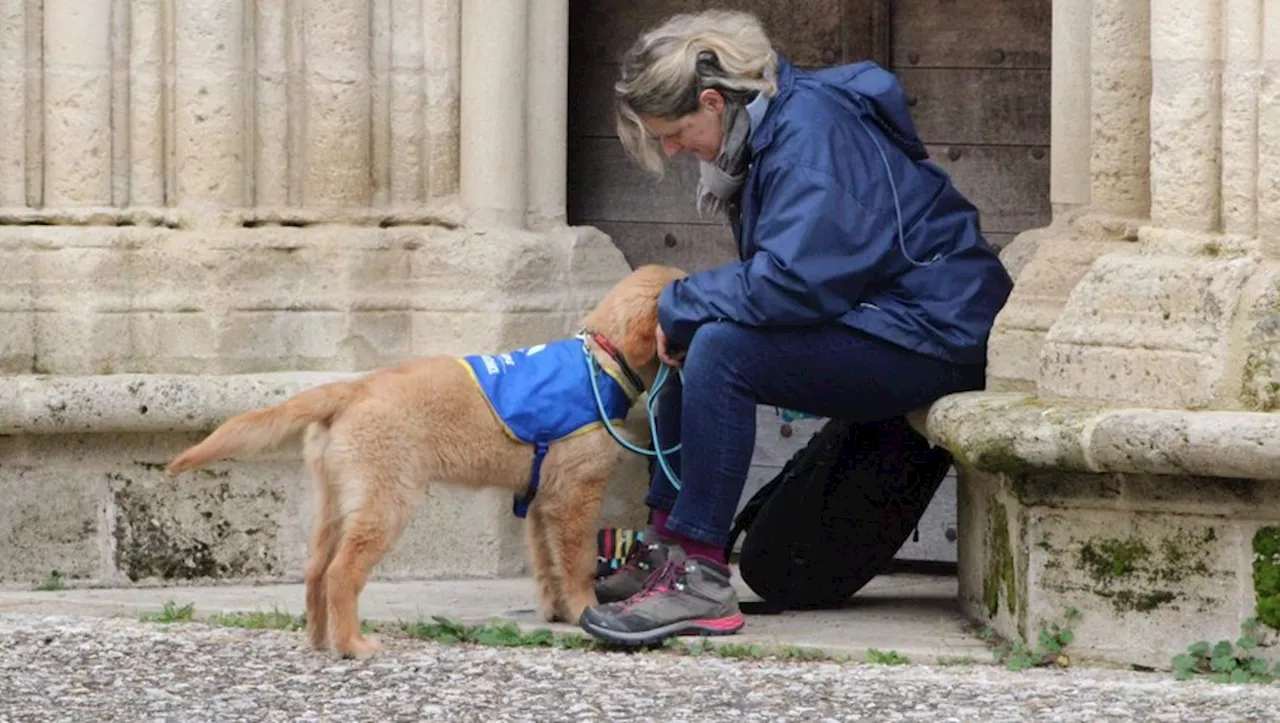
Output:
[580, 335, 685, 491]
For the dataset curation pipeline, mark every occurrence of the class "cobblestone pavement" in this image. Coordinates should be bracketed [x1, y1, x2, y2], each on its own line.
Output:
[3, 612, 1279, 722]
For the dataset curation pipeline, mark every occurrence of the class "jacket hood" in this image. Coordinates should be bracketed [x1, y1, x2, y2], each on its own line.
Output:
[765, 53, 929, 162]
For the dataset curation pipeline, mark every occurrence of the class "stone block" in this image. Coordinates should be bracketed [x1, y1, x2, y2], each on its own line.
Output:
[215, 310, 350, 372]
[1039, 251, 1256, 408]
[986, 230, 1129, 392]
[0, 437, 108, 585]
[958, 465, 1277, 669]
[1234, 263, 1280, 412]
[0, 223, 634, 376]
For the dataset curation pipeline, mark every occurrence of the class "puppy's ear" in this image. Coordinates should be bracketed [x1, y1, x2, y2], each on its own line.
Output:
[618, 302, 660, 370]
[604, 265, 688, 372]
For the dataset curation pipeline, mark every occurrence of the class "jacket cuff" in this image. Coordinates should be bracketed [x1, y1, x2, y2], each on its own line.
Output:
[657, 281, 698, 350]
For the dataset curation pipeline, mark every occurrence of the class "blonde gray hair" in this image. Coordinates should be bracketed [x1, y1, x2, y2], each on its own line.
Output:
[614, 10, 779, 175]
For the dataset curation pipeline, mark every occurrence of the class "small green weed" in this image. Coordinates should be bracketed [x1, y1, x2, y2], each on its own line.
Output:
[140, 607, 859, 666]
[207, 608, 307, 631]
[400, 616, 596, 650]
[866, 648, 910, 665]
[34, 570, 67, 592]
[982, 606, 1081, 671]
[1172, 618, 1280, 684]
[673, 636, 843, 662]
[140, 600, 196, 624]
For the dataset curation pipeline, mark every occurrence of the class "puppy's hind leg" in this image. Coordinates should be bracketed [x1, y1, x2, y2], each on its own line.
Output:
[301, 425, 341, 651]
[325, 479, 414, 660]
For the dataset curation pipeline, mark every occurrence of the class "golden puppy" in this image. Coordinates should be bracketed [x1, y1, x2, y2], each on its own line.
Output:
[165, 264, 688, 659]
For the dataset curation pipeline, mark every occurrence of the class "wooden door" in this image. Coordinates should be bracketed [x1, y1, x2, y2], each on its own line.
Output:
[889, 0, 1052, 251]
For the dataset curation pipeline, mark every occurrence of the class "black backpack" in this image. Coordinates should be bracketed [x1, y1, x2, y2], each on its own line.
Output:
[725, 415, 953, 612]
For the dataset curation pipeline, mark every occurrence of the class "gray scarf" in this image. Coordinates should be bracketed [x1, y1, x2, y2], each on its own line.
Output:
[695, 100, 752, 219]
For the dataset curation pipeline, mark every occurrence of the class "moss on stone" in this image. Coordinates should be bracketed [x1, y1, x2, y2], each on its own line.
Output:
[1101, 589, 1177, 613]
[1074, 527, 1219, 614]
[969, 437, 1034, 477]
[984, 498, 1017, 618]
[1253, 526, 1280, 630]
[1078, 537, 1151, 584]
[1239, 355, 1279, 412]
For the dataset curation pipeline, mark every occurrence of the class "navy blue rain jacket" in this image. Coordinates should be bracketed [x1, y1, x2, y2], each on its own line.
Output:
[656, 54, 1014, 365]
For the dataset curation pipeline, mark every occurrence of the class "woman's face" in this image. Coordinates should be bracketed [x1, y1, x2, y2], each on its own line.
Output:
[641, 89, 725, 162]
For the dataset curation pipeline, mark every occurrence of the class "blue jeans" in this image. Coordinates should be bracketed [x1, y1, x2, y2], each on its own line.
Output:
[644, 321, 987, 548]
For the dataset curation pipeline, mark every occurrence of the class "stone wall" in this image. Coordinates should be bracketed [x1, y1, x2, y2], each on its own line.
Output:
[0, 0, 650, 587]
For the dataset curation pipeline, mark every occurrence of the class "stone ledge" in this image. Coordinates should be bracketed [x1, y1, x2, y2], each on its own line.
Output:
[925, 391, 1280, 481]
[0, 373, 362, 435]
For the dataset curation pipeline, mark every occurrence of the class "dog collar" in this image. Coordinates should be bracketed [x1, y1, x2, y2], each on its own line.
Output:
[580, 329, 647, 395]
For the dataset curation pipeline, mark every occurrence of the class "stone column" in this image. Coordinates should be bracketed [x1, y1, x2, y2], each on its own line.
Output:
[1259, 3, 1280, 245]
[129, 0, 165, 207]
[1221, 0, 1263, 237]
[525, 0, 569, 228]
[460, 0, 528, 228]
[302, 0, 372, 209]
[43, 0, 112, 207]
[1050, 0, 1092, 214]
[383, 0, 426, 207]
[173, 1, 246, 211]
[1089, 0, 1151, 217]
[0, 0, 27, 206]
[253, 0, 291, 209]
[1149, 0, 1222, 231]
[424, 0, 461, 201]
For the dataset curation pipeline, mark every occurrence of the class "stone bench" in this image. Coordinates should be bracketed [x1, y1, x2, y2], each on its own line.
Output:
[921, 391, 1280, 669]
[0, 372, 654, 588]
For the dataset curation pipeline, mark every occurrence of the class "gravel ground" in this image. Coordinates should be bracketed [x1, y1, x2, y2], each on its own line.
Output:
[3, 612, 1279, 722]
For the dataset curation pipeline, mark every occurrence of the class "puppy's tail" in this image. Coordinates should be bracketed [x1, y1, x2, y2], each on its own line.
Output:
[165, 380, 362, 475]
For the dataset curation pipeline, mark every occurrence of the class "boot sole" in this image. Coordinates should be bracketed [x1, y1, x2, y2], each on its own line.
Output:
[579, 611, 745, 646]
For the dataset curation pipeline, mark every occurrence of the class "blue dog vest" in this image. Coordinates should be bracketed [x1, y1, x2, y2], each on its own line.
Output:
[458, 337, 636, 518]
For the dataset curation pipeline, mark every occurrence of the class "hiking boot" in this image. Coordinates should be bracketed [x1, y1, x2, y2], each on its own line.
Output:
[579, 551, 744, 646]
[595, 535, 672, 604]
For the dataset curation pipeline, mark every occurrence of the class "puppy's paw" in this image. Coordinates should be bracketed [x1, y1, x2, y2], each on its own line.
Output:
[335, 634, 381, 661]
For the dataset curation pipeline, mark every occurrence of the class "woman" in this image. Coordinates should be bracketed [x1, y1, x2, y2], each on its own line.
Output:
[578, 10, 1013, 645]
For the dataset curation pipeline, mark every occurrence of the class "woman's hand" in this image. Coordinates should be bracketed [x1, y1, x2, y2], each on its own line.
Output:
[656, 323, 684, 367]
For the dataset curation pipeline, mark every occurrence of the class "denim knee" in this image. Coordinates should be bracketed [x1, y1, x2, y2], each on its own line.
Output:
[682, 321, 753, 381]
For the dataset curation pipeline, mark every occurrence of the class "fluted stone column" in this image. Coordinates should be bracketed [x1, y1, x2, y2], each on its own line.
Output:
[1149, 0, 1222, 232]
[460, 0, 529, 228]
[173, 2, 248, 212]
[526, 0, 569, 228]
[1089, 0, 1151, 218]
[302, 0, 372, 208]
[1050, 0, 1092, 214]
[1259, 4, 1280, 247]
[1222, 0, 1263, 238]
[0, 0, 27, 207]
[129, 0, 165, 207]
[43, 0, 112, 207]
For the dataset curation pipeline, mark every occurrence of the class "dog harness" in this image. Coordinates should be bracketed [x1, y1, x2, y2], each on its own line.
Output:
[458, 336, 637, 518]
